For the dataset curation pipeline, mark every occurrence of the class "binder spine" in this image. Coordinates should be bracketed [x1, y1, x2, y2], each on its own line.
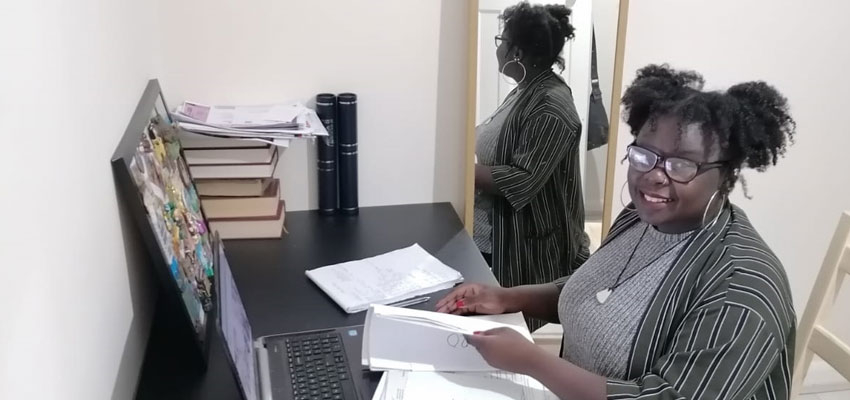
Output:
[337, 93, 358, 215]
[316, 93, 338, 215]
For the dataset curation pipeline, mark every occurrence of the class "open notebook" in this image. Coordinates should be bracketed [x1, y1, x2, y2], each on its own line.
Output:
[305, 244, 464, 313]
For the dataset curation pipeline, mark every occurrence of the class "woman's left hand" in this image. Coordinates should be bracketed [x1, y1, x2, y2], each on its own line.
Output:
[465, 327, 545, 374]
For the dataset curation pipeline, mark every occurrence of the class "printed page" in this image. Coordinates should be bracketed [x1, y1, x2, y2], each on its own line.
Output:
[398, 371, 556, 400]
[205, 103, 305, 127]
[366, 306, 532, 371]
[381, 371, 410, 400]
[305, 244, 463, 312]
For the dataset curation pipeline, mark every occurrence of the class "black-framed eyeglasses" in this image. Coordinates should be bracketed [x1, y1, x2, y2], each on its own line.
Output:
[494, 35, 507, 47]
[627, 144, 726, 183]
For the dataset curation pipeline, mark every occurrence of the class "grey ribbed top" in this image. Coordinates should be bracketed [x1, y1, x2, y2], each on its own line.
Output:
[473, 90, 521, 254]
[558, 222, 693, 378]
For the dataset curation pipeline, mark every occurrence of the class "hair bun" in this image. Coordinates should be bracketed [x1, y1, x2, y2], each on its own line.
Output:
[727, 81, 789, 116]
[545, 4, 575, 39]
[633, 64, 704, 91]
[726, 81, 795, 169]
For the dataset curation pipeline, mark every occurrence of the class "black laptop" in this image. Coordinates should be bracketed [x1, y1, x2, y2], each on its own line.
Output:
[214, 234, 376, 400]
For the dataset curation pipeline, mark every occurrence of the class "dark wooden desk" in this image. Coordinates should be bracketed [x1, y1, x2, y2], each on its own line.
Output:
[136, 202, 495, 399]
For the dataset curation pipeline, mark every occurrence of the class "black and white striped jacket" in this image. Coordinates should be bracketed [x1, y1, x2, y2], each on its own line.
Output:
[597, 204, 795, 399]
[490, 69, 590, 330]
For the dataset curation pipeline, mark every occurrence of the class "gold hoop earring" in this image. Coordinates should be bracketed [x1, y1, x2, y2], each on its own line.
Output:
[500, 56, 526, 85]
[620, 181, 636, 210]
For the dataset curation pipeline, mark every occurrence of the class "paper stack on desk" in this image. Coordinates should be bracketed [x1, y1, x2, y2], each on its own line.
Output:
[362, 306, 556, 400]
[172, 100, 328, 147]
[305, 244, 464, 314]
[374, 370, 556, 400]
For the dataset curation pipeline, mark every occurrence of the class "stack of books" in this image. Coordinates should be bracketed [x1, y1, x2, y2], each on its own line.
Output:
[182, 131, 286, 239]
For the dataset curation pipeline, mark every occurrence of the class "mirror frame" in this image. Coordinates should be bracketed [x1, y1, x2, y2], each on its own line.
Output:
[601, 0, 629, 237]
[463, 0, 630, 240]
[463, 0, 479, 233]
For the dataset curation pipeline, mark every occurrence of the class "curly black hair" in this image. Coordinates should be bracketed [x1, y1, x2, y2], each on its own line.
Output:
[501, 2, 575, 71]
[621, 64, 796, 194]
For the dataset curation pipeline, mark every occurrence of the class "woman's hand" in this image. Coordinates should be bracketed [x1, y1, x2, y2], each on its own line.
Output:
[435, 283, 512, 315]
[465, 327, 545, 374]
[474, 164, 500, 195]
[469, 328, 607, 400]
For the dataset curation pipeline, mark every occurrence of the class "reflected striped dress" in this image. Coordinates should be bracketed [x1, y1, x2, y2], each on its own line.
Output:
[488, 70, 590, 331]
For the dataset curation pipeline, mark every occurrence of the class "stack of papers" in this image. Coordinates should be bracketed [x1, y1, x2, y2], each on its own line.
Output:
[374, 370, 556, 400]
[362, 305, 533, 371]
[363, 305, 556, 400]
[171, 101, 328, 147]
[305, 244, 464, 314]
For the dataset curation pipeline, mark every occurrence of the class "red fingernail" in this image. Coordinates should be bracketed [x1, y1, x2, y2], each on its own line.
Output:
[456, 300, 465, 308]
[473, 331, 482, 335]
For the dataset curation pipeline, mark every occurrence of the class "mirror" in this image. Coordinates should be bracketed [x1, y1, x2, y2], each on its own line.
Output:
[468, 0, 626, 251]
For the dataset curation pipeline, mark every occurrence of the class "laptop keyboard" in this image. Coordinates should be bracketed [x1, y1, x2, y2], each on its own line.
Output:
[285, 332, 352, 400]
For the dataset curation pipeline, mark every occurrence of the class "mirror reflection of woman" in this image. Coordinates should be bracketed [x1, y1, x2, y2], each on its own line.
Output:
[474, 2, 589, 330]
[444, 64, 797, 400]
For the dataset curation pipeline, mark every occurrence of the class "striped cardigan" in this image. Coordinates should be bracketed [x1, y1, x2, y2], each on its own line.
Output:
[490, 69, 589, 329]
[570, 204, 796, 399]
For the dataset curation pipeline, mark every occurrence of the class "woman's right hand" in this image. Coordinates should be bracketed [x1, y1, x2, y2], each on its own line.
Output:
[435, 283, 512, 315]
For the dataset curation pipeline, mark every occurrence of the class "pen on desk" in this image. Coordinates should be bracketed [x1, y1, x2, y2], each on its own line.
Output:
[389, 296, 430, 308]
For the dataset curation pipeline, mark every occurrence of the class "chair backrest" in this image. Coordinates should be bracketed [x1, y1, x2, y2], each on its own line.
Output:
[791, 212, 850, 398]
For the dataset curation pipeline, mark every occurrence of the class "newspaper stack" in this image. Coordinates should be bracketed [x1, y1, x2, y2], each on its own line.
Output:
[172, 101, 328, 147]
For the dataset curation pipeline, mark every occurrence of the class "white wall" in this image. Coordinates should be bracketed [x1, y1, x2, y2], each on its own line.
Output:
[0, 0, 158, 399]
[0, 1, 468, 398]
[433, 1, 471, 209]
[611, 0, 850, 358]
[154, 0, 469, 215]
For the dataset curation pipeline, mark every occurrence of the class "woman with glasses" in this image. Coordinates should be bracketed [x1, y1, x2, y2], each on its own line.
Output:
[438, 64, 797, 400]
[474, 1, 589, 331]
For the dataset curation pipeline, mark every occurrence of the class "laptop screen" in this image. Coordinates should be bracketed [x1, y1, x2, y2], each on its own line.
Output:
[216, 238, 259, 400]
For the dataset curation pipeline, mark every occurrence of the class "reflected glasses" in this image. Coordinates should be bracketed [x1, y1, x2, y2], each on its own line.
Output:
[494, 35, 507, 47]
[627, 145, 726, 183]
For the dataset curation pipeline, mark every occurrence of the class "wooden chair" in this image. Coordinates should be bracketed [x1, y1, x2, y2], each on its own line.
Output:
[791, 212, 850, 398]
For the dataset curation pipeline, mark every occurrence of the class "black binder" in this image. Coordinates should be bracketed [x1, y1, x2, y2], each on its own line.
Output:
[316, 93, 338, 215]
[337, 93, 359, 215]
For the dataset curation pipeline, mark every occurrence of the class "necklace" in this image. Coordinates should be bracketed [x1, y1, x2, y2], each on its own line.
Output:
[595, 225, 694, 304]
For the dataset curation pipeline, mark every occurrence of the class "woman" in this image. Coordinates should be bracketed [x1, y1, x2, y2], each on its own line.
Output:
[439, 65, 797, 400]
[474, 2, 590, 330]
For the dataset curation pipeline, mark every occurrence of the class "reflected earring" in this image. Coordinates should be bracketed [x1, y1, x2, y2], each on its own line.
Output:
[500, 55, 526, 85]
[620, 181, 636, 210]
[700, 190, 725, 229]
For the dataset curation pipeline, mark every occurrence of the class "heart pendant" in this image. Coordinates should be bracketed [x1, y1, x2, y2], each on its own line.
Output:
[596, 288, 612, 304]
